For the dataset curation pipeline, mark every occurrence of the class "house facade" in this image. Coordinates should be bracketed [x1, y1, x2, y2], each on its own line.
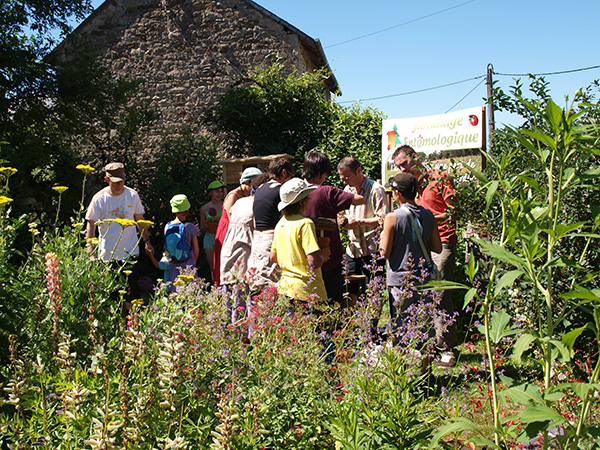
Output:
[52, 0, 338, 155]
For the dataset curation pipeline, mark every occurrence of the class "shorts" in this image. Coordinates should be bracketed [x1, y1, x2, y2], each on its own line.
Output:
[203, 232, 216, 249]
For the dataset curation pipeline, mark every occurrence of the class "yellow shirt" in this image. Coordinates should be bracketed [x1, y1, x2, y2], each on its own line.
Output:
[272, 214, 327, 301]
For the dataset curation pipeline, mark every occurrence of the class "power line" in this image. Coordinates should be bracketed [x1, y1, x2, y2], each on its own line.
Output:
[337, 63, 600, 106]
[337, 75, 485, 104]
[445, 78, 486, 113]
[325, 0, 477, 49]
[493, 64, 600, 78]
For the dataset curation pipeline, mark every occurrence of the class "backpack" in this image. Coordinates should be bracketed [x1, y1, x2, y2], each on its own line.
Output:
[164, 222, 192, 263]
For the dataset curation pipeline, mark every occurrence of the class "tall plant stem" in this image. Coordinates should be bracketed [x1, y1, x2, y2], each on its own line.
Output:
[574, 308, 600, 441]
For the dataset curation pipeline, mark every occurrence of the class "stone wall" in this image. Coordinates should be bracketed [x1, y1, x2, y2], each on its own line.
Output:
[56, 0, 326, 158]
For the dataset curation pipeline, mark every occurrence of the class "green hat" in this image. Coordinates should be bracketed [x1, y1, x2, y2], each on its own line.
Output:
[207, 180, 225, 191]
[170, 194, 191, 213]
[240, 167, 262, 184]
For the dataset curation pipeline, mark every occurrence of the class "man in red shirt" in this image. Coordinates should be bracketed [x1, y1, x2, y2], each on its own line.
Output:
[393, 145, 458, 365]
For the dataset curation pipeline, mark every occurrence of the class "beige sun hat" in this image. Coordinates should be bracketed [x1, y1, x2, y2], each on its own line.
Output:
[278, 178, 317, 211]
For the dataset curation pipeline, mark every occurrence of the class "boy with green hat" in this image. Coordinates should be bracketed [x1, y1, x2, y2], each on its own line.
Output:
[163, 194, 200, 290]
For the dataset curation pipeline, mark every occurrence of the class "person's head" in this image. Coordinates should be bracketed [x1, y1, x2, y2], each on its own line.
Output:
[387, 173, 417, 203]
[302, 150, 332, 184]
[207, 180, 225, 202]
[392, 145, 421, 176]
[240, 167, 263, 185]
[268, 157, 295, 184]
[104, 162, 126, 195]
[278, 178, 317, 216]
[250, 173, 270, 194]
[337, 157, 363, 188]
[170, 194, 191, 219]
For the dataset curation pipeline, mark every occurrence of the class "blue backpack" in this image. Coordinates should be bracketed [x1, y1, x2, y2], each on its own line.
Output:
[164, 223, 192, 263]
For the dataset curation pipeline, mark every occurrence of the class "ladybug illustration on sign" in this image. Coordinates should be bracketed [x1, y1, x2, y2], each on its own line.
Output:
[469, 114, 479, 126]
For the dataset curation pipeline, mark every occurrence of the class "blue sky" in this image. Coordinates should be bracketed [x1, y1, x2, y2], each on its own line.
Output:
[256, 0, 600, 127]
[82, 0, 600, 128]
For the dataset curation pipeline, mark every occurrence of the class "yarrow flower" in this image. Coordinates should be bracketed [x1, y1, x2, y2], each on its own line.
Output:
[0, 167, 17, 176]
[177, 274, 195, 282]
[76, 164, 95, 174]
[137, 219, 154, 227]
[131, 298, 144, 305]
[0, 195, 14, 205]
[114, 218, 137, 227]
[52, 186, 69, 193]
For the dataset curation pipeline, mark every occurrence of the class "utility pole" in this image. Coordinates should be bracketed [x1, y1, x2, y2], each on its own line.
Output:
[486, 63, 495, 140]
[482, 63, 495, 170]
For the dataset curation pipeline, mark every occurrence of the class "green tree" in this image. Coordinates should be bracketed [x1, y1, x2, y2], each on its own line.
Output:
[316, 102, 386, 186]
[212, 63, 335, 160]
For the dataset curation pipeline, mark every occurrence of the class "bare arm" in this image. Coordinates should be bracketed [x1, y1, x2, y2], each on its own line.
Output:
[199, 205, 207, 233]
[307, 247, 330, 269]
[223, 191, 239, 220]
[379, 213, 396, 260]
[351, 193, 365, 205]
[192, 234, 200, 264]
[134, 213, 154, 254]
[270, 251, 278, 264]
[86, 219, 96, 240]
[145, 246, 159, 269]
[429, 224, 442, 254]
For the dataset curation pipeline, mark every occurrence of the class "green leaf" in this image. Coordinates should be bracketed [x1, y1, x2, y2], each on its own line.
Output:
[562, 325, 592, 354]
[473, 239, 526, 269]
[560, 287, 600, 301]
[516, 173, 540, 191]
[466, 165, 488, 184]
[429, 417, 478, 449]
[513, 333, 537, 363]
[465, 251, 477, 281]
[484, 180, 499, 210]
[501, 383, 543, 406]
[512, 405, 565, 425]
[489, 309, 512, 344]
[546, 99, 564, 132]
[494, 270, 523, 297]
[556, 382, 600, 399]
[520, 128, 557, 151]
[463, 288, 477, 310]
[548, 339, 571, 362]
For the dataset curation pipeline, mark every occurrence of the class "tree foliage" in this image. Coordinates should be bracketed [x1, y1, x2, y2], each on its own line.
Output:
[213, 63, 335, 160]
[213, 63, 386, 182]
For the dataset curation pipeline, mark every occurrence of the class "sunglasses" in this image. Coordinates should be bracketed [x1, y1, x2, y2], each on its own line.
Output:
[340, 171, 356, 181]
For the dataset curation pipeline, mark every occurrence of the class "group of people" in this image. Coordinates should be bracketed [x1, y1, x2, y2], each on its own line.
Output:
[85, 146, 459, 363]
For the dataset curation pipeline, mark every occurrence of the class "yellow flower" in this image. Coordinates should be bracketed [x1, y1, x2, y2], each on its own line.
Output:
[0, 167, 17, 174]
[0, 195, 14, 205]
[76, 164, 96, 174]
[52, 186, 69, 194]
[114, 218, 137, 227]
[137, 219, 154, 228]
[123, 270, 132, 276]
[131, 298, 144, 305]
[177, 274, 195, 282]
[173, 280, 186, 287]
[85, 237, 99, 246]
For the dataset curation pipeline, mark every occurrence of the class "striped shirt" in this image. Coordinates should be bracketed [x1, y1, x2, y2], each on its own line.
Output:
[344, 177, 389, 258]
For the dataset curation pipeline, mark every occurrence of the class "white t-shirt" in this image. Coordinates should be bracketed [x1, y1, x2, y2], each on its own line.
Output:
[85, 186, 145, 261]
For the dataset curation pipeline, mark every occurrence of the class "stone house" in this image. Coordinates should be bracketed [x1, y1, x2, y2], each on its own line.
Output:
[51, 0, 339, 158]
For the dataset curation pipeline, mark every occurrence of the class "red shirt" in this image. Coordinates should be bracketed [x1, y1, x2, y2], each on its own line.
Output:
[416, 170, 457, 243]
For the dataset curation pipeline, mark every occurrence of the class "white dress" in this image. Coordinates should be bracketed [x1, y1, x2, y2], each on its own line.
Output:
[219, 197, 254, 285]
